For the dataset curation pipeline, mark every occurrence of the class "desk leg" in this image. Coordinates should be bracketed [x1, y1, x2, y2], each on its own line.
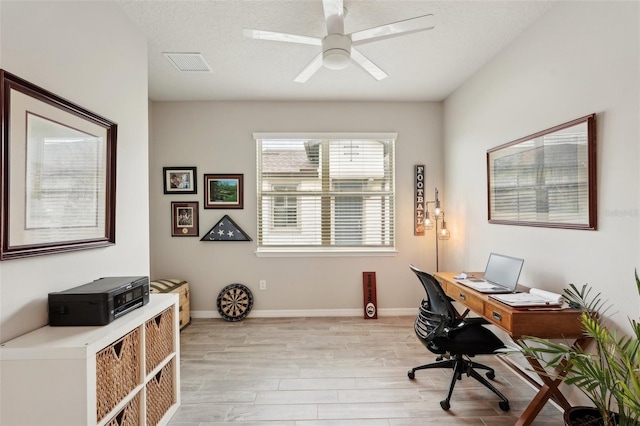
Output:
[515, 338, 590, 426]
[515, 359, 570, 426]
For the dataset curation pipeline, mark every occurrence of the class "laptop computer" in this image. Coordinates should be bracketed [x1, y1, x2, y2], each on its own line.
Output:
[457, 253, 524, 294]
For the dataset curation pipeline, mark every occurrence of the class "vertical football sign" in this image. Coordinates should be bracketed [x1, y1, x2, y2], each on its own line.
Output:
[415, 165, 426, 235]
[363, 272, 378, 319]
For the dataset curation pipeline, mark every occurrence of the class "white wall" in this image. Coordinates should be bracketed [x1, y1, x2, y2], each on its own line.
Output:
[444, 0, 639, 400]
[0, 1, 150, 342]
[444, 0, 639, 323]
[149, 101, 442, 316]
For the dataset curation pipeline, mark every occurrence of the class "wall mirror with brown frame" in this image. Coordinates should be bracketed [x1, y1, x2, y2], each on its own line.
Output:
[1, 70, 117, 260]
[487, 114, 596, 230]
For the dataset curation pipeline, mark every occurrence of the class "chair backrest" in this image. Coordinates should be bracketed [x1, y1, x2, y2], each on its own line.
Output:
[409, 265, 459, 348]
[409, 265, 457, 322]
[414, 301, 447, 344]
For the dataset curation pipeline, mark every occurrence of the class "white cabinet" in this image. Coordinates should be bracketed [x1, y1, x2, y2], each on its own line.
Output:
[0, 294, 180, 426]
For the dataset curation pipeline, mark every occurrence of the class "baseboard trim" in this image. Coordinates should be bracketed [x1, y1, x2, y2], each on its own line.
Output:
[192, 308, 416, 319]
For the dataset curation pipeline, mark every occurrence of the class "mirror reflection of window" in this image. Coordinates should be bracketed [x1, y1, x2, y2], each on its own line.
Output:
[26, 113, 105, 232]
[488, 114, 595, 229]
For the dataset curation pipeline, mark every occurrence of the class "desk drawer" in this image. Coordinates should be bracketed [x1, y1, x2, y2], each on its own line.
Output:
[484, 301, 513, 331]
[447, 284, 484, 313]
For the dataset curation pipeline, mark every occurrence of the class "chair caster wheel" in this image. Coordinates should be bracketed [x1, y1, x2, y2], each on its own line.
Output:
[407, 370, 415, 380]
[499, 401, 510, 412]
[486, 371, 495, 380]
[440, 400, 450, 411]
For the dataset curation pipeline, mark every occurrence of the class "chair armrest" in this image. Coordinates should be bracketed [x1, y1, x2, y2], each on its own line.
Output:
[463, 317, 490, 326]
[442, 316, 489, 338]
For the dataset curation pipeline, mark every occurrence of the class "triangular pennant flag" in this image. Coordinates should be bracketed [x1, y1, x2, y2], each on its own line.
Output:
[201, 215, 252, 241]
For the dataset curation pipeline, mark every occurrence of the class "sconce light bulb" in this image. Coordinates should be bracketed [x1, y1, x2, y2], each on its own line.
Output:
[424, 218, 433, 230]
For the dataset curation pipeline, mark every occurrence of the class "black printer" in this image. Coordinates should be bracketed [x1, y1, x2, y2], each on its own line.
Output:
[48, 276, 149, 326]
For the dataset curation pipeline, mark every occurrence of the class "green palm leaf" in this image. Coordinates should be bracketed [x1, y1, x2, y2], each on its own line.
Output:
[519, 270, 640, 426]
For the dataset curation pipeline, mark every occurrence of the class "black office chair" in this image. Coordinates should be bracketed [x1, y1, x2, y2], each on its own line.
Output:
[407, 264, 510, 412]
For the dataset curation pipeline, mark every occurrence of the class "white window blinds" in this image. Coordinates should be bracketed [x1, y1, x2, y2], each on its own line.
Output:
[256, 134, 396, 252]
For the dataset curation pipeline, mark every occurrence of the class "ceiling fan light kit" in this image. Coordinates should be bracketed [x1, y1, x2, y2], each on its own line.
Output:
[243, 0, 435, 83]
[322, 34, 351, 70]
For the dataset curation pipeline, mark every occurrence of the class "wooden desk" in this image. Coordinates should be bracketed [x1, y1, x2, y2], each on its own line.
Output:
[434, 272, 588, 426]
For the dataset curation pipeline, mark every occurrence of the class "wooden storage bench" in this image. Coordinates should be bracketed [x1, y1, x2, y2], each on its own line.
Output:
[150, 279, 191, 330]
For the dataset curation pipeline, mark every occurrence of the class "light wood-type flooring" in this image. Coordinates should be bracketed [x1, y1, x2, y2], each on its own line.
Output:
[168, 316, 564, 425]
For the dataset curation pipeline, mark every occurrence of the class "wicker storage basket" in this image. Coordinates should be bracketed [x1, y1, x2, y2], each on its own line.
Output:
[145, 307, 174, 375]
[96, 328, 141, 422]
[104, 391, 140, 426]
[149, 279, 191, 330]
[146, 359, 175, 426]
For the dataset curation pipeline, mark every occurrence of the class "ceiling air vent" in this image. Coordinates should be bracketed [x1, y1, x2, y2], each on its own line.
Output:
[163, 52, 212, 72]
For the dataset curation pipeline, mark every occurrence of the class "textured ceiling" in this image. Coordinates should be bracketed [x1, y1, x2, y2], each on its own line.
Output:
[116, 1, 556, 102]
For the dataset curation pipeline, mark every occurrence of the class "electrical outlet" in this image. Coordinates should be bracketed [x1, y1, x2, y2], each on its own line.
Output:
[259, 280, 267, 290]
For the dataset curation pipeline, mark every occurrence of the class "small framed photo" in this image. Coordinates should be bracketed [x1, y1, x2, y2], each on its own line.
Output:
[163, 167, 197, 194]
[171, 201, 199, 237]
[204, 174, 244, 209]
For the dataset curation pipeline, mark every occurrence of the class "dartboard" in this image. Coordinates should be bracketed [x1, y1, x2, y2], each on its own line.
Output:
[216, 283, 253, 321]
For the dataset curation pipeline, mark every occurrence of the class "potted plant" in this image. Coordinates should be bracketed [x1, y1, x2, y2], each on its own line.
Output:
[519, 270, 640, 426]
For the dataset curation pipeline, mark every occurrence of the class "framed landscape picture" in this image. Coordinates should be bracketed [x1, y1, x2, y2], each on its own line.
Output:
[171, 201, 199, 236]
[163, 167, 197, 194]
[204, 174, 243, 209]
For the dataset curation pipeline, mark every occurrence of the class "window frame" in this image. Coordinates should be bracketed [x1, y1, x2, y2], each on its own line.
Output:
[254, 132, 397, 257]
[271, 183, 300, 230]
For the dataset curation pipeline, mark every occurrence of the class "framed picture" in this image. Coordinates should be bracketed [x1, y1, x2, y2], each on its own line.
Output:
[0, 70, 117, 260]
[171, 201, 199, 236]
[487, 113, 596, 230]
[163, 167, 197, 194]
[204, 174, 244, 209]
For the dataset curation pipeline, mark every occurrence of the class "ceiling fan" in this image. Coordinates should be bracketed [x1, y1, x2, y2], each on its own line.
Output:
[243, 0, 435, 83]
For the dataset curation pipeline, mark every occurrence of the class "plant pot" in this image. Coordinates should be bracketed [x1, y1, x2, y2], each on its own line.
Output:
[564, 406, 620, 426]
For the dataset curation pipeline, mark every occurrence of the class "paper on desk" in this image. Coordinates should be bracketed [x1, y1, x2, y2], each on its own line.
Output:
[490, 288, 564, 307]
[528, 288, 563, 303]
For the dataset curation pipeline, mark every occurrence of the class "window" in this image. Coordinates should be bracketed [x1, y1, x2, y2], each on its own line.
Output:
[272, 184, 299, 228]
[255, 133, 396, 253]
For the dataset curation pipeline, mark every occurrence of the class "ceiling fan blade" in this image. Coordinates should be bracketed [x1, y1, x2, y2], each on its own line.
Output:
[294, 53, 324, 83]
[243, 29, 321, 46]
[351, 14, 435, 46]
[323, 0, 344, 34]
[351, 48, 388, 81]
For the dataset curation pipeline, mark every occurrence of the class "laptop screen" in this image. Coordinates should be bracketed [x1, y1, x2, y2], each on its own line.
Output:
[483, 253, 524, 290]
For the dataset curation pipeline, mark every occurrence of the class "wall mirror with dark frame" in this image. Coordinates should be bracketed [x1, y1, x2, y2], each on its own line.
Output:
[1, 70, 117, 260]
[487, 114, 596, 230]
